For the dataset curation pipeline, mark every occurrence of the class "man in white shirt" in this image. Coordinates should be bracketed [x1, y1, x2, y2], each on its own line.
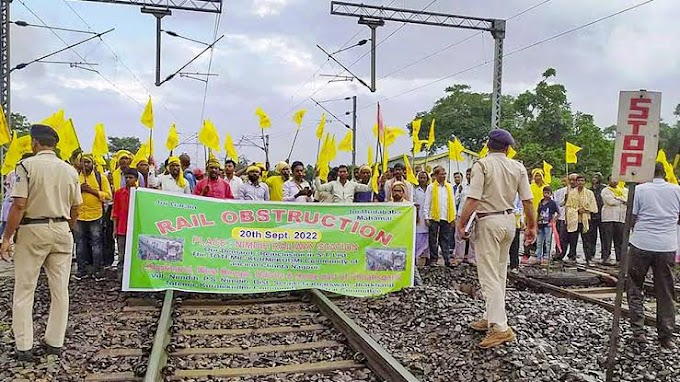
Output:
[553, 175, 574, 260]
[384, 163, 414, 202]
[600, 175, 627, 265]
[315, 165, 372, 203]
[627, 164, 680, 349]
[423, 166, 455, 267]
[283, 161, 314, 203]
[224, 159, 243, 197]
[238, 166, 270, 201]
[158, 157, 191, 194]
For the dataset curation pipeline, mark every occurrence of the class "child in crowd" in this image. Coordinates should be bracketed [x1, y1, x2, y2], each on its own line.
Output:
[112, 168, 138, 282]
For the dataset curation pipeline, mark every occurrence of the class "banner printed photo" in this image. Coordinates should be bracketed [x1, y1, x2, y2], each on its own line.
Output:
[122, 188, 416, 297]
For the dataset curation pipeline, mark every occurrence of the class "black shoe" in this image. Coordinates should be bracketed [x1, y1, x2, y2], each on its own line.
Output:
[42, 341, 62, 356]
[73, 272, 88, 281]
[93, 273, 105, 282]
[15, 349, 33, 362]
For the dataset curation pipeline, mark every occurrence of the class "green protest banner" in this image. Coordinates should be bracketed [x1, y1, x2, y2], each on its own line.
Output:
[123, 189, 415, 297]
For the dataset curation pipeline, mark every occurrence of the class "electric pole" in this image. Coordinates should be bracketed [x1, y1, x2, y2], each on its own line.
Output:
[330, 1, 506, 129]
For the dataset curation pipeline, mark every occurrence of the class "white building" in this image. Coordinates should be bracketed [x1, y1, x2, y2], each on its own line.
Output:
[388, 149, 478, 183]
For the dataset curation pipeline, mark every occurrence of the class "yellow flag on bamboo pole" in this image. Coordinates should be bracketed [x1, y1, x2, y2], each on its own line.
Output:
[56, 119, 80, 160]
[507, 146, 517, 159]
[1, 132, 32, 175]
[565, 142, 581, 164]
[338, 130, 352, 152]
[0, 106, 11, 145]
[131, 138, 153, 167]
[198, 119, 221, 152]
[403, 155, 417, 185]
[224, 133, 239, 160]
[255, 107, 271, 129]
[315, 113, 326, 139]
[140, 97, 154, 129]
[91, 123, 109, 157]
[165, 123, 179, 152]
[368, 146, 374, 166]
[479, 142, 489, 158]
[412, 119, 422, 154]
[543, 161, 553, 184]
[426, 119, 435, 150]
[292, 109, 306, 129]
[448, 138, 465, 162]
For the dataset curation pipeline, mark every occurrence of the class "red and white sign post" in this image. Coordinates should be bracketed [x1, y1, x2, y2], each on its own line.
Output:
[606, 90, 662, 382]
[611, 90, 662, 183]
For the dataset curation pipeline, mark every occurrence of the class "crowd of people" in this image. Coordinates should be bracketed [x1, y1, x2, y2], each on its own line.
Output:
[0, 124, 678, 360]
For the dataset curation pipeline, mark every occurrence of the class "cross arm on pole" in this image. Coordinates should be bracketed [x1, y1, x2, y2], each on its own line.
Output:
[75, 0, 222, 13]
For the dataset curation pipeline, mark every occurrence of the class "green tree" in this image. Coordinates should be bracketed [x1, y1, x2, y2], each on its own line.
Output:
[108, 136, 141, 154]
[659, 105, 680, 160]
[9, 112, 31, 135]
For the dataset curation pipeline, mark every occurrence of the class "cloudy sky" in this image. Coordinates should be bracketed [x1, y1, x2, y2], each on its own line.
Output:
[8, 0, 679, 166]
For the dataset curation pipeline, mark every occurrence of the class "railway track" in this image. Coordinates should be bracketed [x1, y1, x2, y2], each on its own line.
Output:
[88, 290, 418, 382]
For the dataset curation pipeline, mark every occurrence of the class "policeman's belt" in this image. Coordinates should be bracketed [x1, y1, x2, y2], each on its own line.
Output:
[476, 209, 513, 219]
[20, 217, 68, 225]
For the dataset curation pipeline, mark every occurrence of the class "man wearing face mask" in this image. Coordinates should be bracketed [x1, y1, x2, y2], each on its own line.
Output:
[194, 158, 234, 199]
[158, 157, 191, 194]
[238, 166, 270, 201]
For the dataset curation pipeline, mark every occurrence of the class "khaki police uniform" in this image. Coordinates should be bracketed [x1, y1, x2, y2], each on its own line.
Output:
[467, 152, 532, 330]
[12, 150, 82, 351]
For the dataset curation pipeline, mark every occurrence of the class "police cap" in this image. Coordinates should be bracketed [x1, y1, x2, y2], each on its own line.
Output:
[488, 129, 514, 150]
[30, 124, 60, 144]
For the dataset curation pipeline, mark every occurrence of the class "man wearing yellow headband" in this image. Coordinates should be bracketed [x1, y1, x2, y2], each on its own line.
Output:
[265, 161, 291, 202]
[158, 157, 191, 194]
[237, 165, 270, 201]
[194, 158, 234, 199]
[135, 157, 159, 189]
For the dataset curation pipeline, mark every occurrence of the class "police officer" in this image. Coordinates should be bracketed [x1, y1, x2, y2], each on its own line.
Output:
[0, 124, 82, 361]
[456, 129, 536, 349]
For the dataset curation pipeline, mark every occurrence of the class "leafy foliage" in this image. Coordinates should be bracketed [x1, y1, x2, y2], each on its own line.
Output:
[108, 136, 141, 154]
[10, 113, 31, 135]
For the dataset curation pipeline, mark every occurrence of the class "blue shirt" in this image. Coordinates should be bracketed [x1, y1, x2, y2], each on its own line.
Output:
[630, 178, 680, 252]
[184, 170, 197, 191]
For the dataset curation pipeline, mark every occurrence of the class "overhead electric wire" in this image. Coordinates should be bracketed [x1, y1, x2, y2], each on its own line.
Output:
[359, 0, 657, 111]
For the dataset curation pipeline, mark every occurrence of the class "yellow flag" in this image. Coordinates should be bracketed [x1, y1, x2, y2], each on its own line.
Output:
[403, 155, 418, 185]
[507, 146, 517, 159]
[131, 138, 153, 167]
[543, 161, 553, 184]
[674, 154, 679, 169]
[565, 142, 581, 164]
[92, 123, 109, 157]
[292, 109, 306, 129]
[372, 125, 406, 147]
[40, 109, 65, 129]
[413, 140, 424, 154]
[315, 113, 326, 139]
[329, 134, 337, 161]
[426, 119, 435, 150]
[338, 130, 353, 152]
[368, 146, 374, 165]
[165, 123, 179, 152]
[656, 149, 668, 163]
[317, 133, 331, 165]
[56, 119, 80, 160]
[411, 119, 422, 153]
[255, 107, 271, 129]
[140, 97, 154, 129]
[1, 132, 32, 175]
[224, 133, 239, 160]
[479, 142, 489, 158]
[198, 119, 221, 152]
[371, 163, 380, 194]
[657, 149, 678, 184]
[382, 146, 388, 174]
[0, 106, 11, 146]
[448, 138, 465, 162]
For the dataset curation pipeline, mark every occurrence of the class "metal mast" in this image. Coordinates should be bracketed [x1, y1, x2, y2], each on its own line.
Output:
[330, 1, 506, 129]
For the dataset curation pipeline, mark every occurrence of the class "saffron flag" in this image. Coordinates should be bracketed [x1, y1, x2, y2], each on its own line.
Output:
[543, 161, 553, 184]
[165, 123, 179, 152]
[315, 113, 326, 140]
[1, 132, 32, 175]
[0, 106, 11, 146]
[198, 119, 221, 152]
[56, 119, 80, 160]
[255, 107, 271, 129]
[368, 146, 374, 166]
[426, 119, 435, 150]
[224, 134, 239, 160]
[371, 163, 380, 194]
[140, 97, 154, 129]
[565, 142, 581, 164]
[292, 109, 306, 129]
[403, 155, 418, 185]
[449, 138, 465, 162]
[479, 142, 489, 158]
[507, 146, 517, 159]
[338, 130, 353, 152]
[91, 123, 109, 157]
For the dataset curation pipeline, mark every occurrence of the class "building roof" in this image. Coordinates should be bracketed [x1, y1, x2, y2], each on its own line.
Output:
[387, 148, 479, 165]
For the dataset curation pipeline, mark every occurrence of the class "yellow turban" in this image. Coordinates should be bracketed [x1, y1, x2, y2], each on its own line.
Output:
[166, 157, 186, 188]
[275, 161, 289, 173]
[359, 165, 372, 173]
[168, 156, 181, 166]
[531, 168, 544, 177]
[247, 165, 261, 174]
[391, 180, 406, 191]
[206, 158, 221, 169]
[255, 162, 266, 171]
[81, 153, 94, 163]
